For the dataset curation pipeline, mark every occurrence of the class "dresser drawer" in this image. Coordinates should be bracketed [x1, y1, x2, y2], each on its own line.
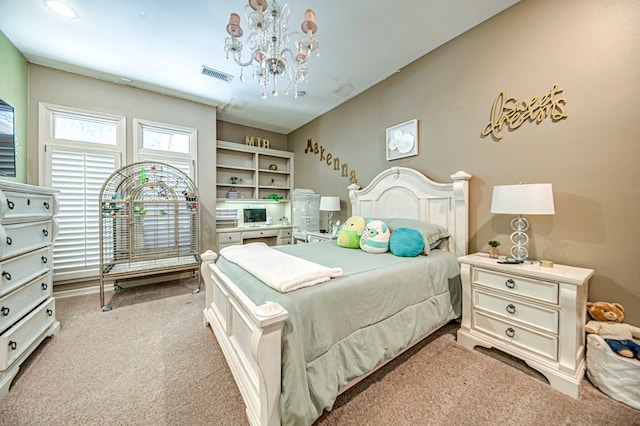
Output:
[473, 310, 558, 361]
[0, 247, 52, 297]
[218, 232, 241, 245]
[0, 298, 56, 371]
[0, 220, 56, 260]
[474, 269, 558, 304]
[0, 274, 52, 334]
[0, 190, 57, 223]
[473, 289, 558, 334]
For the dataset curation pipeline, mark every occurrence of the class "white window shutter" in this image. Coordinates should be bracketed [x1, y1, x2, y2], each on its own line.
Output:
[47, 147, 119, 281]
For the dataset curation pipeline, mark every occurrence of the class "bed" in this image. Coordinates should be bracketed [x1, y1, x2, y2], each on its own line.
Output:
[201, 167, 471, 425]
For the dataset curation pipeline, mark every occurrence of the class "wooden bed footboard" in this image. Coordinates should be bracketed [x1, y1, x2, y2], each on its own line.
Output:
[201, 250, 287, 426]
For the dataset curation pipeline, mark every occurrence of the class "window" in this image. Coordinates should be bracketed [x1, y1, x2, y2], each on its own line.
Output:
[53, 112, 118, 145]
[39, 103, 125, 282]
[134, 119, 197, 182]
[134, 119, 197, 255]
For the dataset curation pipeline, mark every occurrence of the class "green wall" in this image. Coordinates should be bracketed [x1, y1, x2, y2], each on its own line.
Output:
[0, 30, 28, 183]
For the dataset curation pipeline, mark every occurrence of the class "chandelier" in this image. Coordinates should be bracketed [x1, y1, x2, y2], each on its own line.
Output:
[224, 0, 319, 99]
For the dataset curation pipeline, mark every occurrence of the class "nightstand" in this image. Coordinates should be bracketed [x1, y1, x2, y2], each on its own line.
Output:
[456, 253, 593, 399]
[306, 232, 336, 243]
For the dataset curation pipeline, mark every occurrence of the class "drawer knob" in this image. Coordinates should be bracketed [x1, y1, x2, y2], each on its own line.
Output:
[41, 282, 48, 290]
[2, 271, 11, 281]
[505, 278, 515, 289]
[43, 229, 49, 237]
[8, 340, 17, 350]
[44, 201, 50, 210]
[47, 308, 53, 317]
[42, 256, 48, 264]
[506, 304, 516, 314]
[6, 236, 11, 246]
[7, 200, 14, 210]
[1, 306, 9, 316]
[505, 327, 516, 338]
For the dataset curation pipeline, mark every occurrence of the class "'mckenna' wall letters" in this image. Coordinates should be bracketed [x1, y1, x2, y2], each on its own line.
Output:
[305, 138, 358, 184]
[482, 84, 568, 141]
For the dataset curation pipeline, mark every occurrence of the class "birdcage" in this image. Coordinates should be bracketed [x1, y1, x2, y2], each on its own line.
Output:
[98, 161, 200, 311]
[291, 188, 320, 241]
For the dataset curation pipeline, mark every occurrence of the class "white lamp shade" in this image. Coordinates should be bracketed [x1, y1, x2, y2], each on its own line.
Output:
[491, 184, 555, 215]
[319, 196, 340, 212]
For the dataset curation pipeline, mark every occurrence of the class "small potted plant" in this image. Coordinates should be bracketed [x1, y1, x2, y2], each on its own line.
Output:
[488, 240, 501, 259]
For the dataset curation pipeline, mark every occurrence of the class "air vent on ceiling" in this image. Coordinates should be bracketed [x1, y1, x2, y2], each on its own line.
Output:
[201, 66, 234, 83]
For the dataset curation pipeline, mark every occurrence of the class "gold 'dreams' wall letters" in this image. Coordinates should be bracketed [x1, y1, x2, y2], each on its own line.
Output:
[481, 84, 568, 141]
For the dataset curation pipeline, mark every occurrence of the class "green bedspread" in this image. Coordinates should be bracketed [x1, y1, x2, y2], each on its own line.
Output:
[215, 241, 462, 425]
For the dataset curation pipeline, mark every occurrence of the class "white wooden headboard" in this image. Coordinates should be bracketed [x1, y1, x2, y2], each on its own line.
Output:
[348, 167, 471, 258]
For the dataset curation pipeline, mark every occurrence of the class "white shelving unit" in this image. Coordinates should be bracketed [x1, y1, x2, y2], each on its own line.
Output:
[215, 141, 295, 252]
[216, 140, 294, 203]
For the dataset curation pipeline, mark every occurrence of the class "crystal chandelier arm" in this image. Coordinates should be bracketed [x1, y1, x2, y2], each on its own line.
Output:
[233, 45, 258, 68]
[279, 48, 309, 86]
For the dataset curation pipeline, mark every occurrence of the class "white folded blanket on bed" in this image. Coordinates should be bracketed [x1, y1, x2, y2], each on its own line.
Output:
[219, 242, 343, 292]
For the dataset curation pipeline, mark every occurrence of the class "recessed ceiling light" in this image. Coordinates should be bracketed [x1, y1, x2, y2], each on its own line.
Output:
[45, 0, 77, 18]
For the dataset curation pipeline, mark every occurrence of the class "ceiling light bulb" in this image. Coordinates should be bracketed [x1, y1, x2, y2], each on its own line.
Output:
[45, 0, 78, 18]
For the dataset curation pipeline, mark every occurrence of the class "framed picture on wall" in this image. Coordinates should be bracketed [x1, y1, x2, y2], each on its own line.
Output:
[386, 119, 418, 160]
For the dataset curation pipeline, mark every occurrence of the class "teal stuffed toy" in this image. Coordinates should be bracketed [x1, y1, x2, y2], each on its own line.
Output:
[359, 220, 390, 253]
[337, 216, 366, 248]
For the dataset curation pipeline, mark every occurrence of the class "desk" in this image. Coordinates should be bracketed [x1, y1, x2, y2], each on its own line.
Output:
[216, 226, 292, 252]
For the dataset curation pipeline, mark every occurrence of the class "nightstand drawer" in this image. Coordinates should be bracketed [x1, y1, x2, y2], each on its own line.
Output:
[473, 289, 559, 334]
[474, 269, 558, 304]
[278, 229, 291, 238]
[474, 311, 558, 361]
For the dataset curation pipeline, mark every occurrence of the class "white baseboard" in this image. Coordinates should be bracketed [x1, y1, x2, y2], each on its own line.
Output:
[53, 284, 114, 299]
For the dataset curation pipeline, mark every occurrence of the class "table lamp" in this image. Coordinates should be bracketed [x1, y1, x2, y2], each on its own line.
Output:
[319, 196, 340, 234]
[490, 183, 555, 262]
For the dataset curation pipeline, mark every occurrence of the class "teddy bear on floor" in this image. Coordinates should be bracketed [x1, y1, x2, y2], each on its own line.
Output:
[585, 301, 640, 359]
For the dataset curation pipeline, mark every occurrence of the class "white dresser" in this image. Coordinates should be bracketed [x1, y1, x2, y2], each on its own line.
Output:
[0, 181, 60, 401]
[457, 253, 593, 398]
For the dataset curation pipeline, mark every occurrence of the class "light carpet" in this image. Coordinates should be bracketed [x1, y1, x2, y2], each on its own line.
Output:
[0, 281, 638, 425]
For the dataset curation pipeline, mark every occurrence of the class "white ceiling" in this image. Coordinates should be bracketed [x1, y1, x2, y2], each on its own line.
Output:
[0, 0, 520, 134]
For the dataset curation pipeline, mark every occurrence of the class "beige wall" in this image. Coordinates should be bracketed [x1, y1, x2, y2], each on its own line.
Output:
[27, 65, 218, 252]
[217, 120, 287, 150]
[289, 0, 640, 324]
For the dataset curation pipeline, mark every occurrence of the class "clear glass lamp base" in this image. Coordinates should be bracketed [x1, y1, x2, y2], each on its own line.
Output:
[509, 215, 530, 261]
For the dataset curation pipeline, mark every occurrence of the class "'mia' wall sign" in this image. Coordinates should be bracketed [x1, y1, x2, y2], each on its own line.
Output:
[481, 84, 568, 140]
